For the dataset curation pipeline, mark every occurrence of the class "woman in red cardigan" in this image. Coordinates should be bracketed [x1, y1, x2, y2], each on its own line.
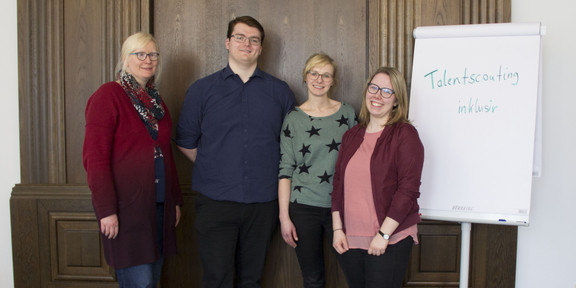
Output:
[331, 67, 424, 288]
[83, 32, 183, 288]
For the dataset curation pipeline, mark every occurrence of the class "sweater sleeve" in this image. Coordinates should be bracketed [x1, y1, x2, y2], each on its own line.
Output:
[83, 84, 120, 220]
[278, 112, 296, 179]
[386, 124, 425, 223]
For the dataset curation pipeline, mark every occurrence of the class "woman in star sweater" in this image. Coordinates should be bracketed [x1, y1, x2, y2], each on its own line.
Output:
[278, 53, 356, 288]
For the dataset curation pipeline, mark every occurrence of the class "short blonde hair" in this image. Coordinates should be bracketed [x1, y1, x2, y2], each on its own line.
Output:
[115, 32, 162, 84]
[302, 53, 337, 97]
[358, 67, 410, 127]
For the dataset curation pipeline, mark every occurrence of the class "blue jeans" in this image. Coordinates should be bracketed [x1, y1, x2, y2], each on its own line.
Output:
[115, 203, 165, 288]
[115, 256, 164, 288]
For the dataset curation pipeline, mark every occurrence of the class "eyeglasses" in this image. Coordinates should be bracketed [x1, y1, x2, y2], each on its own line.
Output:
[130, 52, 160, 61]
[307, 71, 334, 82]
[230, 34, 262, 46]
[367, 83, 395, 98]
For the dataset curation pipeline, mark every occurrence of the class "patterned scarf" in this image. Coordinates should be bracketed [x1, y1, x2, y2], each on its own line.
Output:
[119, 73, 165, 140]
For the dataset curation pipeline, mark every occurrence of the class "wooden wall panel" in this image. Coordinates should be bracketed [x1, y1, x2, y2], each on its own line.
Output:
[377, 0, 512, 88]
[50, 213, 113, 281]
[18, 0, 66, 184]
[17, 0, 151, 185]
[10, 188, 41, 287]
[11, 185, 119, 288]
[407, 222, 462, 286]
[470, 223, 518, 287]
[154, 0, 370, 184]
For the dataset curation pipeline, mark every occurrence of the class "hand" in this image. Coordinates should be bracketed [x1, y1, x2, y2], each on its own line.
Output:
[280, 217, 298, 248]
[175, 205, 181, 227]
[332, 230, 349, 254]
[100, 214, 119, 239]
[368, 234, 389, 256]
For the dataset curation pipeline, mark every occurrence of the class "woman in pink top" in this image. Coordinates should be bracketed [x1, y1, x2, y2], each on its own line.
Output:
[331, 67, 425, 288]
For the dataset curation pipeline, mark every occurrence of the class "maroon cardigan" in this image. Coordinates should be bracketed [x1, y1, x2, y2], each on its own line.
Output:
[331, 122, 424, 235]
[83, 82, 183, 269]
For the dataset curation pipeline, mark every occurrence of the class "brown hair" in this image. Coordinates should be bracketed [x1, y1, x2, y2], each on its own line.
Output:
[358, 67, 410, 127]
[227, 16, 265, 43]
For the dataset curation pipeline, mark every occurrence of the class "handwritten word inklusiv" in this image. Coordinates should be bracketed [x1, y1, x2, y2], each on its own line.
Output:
[424, 66, 520, 89]
[458, 98, 498, 114]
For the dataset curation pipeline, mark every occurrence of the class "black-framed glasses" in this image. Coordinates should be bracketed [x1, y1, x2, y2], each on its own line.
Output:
[130, 52, 160, 61]
[367, 83, 395, 98]
[230, 34, 262, 46]
[307, 71, 333, 82]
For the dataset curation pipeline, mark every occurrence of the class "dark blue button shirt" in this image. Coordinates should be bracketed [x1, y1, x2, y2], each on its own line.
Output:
[176, 66, 295, 203]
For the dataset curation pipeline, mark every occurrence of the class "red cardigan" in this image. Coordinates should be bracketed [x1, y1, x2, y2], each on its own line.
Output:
[83, 82, 183, 269]
[331, 122, 424, 235]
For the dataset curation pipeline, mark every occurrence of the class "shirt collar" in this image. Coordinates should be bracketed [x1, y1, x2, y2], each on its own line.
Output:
[222, 65, 265, 80]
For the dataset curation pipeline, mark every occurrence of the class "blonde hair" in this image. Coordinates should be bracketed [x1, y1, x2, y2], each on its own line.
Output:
[115, 32, 162, 84]
[358, 67, 410, 127]
[302, 53, 337, 97]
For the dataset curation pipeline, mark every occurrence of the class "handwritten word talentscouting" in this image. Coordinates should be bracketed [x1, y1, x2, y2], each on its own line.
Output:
[424, 66, 520, 90]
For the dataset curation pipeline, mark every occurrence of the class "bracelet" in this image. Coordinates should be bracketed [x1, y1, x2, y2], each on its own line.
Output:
[333, 228, 343, 232]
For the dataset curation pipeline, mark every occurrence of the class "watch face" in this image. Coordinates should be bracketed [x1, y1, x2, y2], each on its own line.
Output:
[379, 230, 390, 240]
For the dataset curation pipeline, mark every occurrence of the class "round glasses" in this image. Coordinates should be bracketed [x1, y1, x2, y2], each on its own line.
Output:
[307, 71, 333, 82]
[367, 83, 395, 98]
[130, 52, 160, 61]
[230, 34, 262, 46]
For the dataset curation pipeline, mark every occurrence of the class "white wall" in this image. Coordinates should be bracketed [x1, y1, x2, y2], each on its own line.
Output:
[1, 0, 18, 286]
[513, 1, 576, 288]
[1, 0, 574, 287]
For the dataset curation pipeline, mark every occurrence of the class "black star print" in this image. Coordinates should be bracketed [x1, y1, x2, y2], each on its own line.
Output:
[299, 163, 311, 174]
[283, 125, 292, 138]
[294, 186, 303, 193]
[326, 139, 341, 153]
[299, 144, 311, 157]
[318, 171, 332, 184]
[336, 115, 349, 127]
[306, 126, 321, 137]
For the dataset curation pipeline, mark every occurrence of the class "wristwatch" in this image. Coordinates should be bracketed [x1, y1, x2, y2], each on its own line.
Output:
[378, 230, 390, 240]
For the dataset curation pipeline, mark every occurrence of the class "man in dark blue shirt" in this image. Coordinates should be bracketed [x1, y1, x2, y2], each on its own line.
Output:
[176, 16, 295, 287]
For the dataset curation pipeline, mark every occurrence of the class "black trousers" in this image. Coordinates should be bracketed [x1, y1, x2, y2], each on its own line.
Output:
[290, 202, 334, 288]
[194, 193, 278, 288]
[337, 236, 414, 288]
